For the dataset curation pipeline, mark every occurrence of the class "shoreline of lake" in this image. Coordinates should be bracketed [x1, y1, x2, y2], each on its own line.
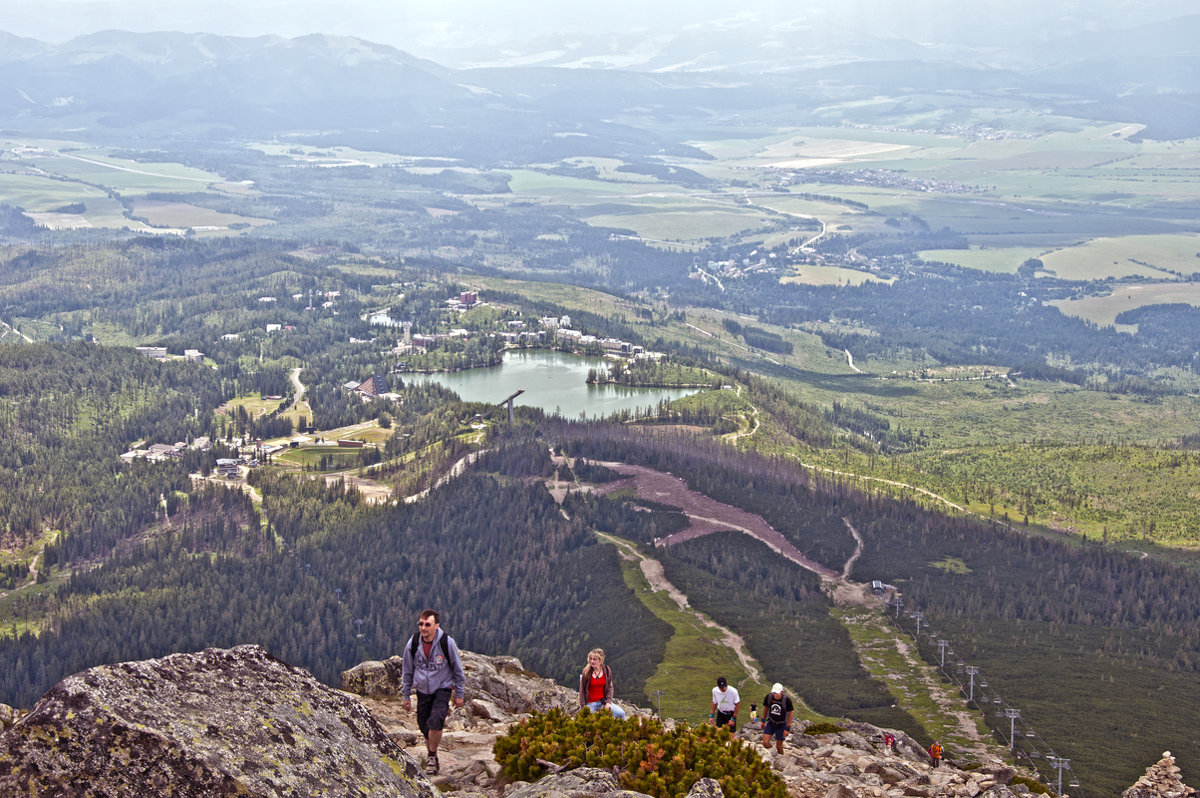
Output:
[417, 349, 701, 419]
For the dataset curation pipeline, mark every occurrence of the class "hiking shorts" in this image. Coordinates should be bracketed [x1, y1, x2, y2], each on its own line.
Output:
[763, 720, 789, 741]
[715, 710, 737, 730]
[416, 688, 453, 735]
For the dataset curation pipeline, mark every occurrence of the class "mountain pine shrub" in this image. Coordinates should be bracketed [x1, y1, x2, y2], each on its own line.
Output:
[493, 708, 787, 798]
[802, 722, 846, 735]
[1010, 775, 1050, 794]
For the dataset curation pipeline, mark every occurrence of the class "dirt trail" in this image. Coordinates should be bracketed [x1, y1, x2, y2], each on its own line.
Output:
[554, 458, 993, 752]
[885, 618, 992, 757]
[595, 531, 765, 684]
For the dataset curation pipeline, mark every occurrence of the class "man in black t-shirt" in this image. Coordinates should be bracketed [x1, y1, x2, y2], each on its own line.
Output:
[761, 683, 794, 754]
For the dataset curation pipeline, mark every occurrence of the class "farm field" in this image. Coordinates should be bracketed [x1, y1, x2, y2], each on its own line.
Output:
[502, 168, 674, 200]
[781, 264, 892, 286]
[130, 199, 272, 231]
[245, 142, 412, 167]
[917, 246, 1045, 273]
[583, 207, 771, 243]
[5, 144, 224, 194]
[1049, 281, 1200, 327]
[1038, 234, 1200, 281]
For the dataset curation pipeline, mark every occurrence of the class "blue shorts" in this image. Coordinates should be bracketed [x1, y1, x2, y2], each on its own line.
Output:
[763, 720, 789, 740]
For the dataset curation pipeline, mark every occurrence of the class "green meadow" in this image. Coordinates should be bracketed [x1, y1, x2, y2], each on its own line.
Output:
[1050, 281, 1200, 327]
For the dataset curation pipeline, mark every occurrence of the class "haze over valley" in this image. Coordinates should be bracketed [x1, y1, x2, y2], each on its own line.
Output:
[2, 3, 1200, 796]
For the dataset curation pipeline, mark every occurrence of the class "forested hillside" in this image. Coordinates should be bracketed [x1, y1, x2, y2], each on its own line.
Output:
[0, 440, 669, 708]
[552, 421, 1200, 796]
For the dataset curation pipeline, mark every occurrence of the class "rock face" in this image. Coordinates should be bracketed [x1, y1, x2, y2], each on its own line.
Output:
[0, 644, 438, 798]
[1123, 751, 1196, 798]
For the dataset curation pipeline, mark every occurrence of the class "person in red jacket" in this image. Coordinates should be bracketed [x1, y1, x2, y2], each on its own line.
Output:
[579, 648, 627, 719]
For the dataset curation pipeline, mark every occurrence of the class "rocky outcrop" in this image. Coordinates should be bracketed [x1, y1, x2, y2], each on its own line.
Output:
[0, 703, 19, 732]
[344, 650, 582, 718]
[728, 723, 1028, 798]
[502, 767, 722, 798]
[345, 651, 1038, 798]
[2, 644, 1188, 798]
[1123, 752, 1196, 798]
[0, 644, 438, 798]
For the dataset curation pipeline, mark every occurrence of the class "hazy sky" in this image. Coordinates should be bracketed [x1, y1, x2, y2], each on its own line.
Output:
[4, 0, 1195, 65]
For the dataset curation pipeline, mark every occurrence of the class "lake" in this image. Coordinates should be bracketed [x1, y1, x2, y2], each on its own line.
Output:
[419, 349, 700, 419]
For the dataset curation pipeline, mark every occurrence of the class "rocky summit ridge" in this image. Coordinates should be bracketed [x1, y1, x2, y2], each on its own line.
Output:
[0, 644, 1193, 798]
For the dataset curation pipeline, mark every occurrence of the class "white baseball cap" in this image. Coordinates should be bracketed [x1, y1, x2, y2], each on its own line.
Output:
[771, 683, 783, 694]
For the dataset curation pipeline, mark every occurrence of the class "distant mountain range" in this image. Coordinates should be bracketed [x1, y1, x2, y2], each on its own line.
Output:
[1, 18, 1198, 157]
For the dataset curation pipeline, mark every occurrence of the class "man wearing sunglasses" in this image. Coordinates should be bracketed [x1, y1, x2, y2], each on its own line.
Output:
[401, 609, 466, 776]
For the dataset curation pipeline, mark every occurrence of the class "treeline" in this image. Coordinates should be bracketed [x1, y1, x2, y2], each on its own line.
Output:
[615, 162, 715, 188]
[591, 359, 717, 388]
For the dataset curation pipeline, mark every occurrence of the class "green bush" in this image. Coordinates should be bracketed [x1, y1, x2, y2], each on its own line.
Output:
[493, 708, 788, 798]
[802, 722, 845, 735]
[1011, 775, 1051, 794]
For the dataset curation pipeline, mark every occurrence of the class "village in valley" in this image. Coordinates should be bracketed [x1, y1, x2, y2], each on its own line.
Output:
[118, 287, 666, 489]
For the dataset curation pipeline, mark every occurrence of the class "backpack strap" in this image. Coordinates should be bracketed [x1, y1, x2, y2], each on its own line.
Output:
[410, 631, 457, 669]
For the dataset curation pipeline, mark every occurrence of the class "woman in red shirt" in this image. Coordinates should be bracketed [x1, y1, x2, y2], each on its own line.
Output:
[578, 648, 627, 718]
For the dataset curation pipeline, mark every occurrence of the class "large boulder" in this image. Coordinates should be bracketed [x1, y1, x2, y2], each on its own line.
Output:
[0, 644, 438, 798]
[0, 703, 20, 732]
[343, 650, 579, 719]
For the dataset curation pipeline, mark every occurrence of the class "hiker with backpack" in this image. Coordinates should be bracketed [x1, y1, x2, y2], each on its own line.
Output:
[760, 683, 794, 754]
[928, 740, 944, 768]
[401, 609, 466, 776]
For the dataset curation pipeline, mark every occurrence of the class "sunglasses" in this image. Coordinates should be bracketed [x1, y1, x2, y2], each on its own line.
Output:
[418, 621, 435, 627]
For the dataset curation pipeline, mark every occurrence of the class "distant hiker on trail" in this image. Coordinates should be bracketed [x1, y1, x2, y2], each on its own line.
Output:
[929, 741, 944, 768]
[579, 648, 627, 719]
[883, 732, 896, 752]
[761, 683, 794, 754]
[749, 702, 758, 726]
[401, 609, 466, 776]
[710, 676, 740, 730]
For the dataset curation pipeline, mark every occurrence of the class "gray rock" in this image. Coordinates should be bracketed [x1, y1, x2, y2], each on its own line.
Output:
[824, 785, 858, 798]
[980, 787, 1026, 798]
[864, 761, 908, 784]
[506, 767, 651, 798]
[981, 766, 1016, 786]
[686, 777, 724, 798]
[341, 650, 579, 716]
[0, 644, 438, 798]
[0, 703, 20, 731]
[342, 656, 404, 698]
[833, 731, 875, 753]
